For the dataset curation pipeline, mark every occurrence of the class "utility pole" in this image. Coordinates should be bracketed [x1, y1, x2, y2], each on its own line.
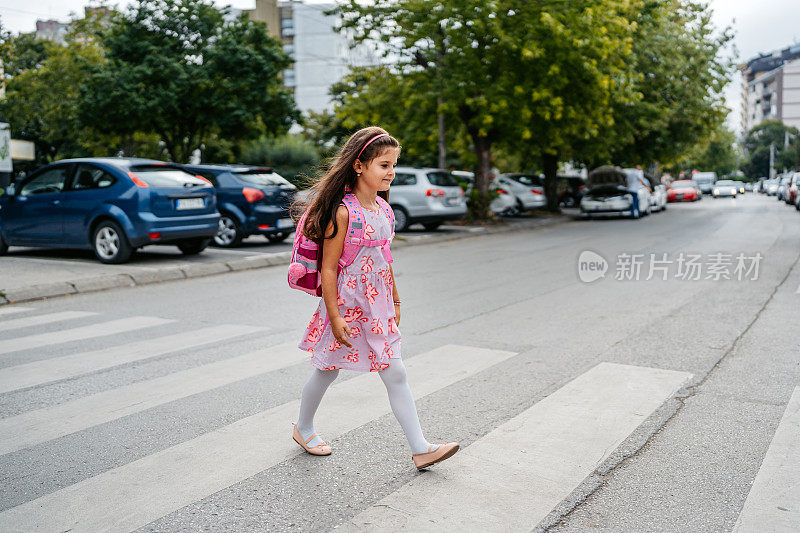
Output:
[769, 143, 775, 179]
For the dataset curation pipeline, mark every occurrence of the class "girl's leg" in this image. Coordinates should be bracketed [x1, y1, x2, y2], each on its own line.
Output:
[378, 358, 440, 455]
[296, 367, 339, 448]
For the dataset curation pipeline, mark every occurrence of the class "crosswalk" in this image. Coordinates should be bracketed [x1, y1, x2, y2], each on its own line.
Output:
[0, 305, 798, 531]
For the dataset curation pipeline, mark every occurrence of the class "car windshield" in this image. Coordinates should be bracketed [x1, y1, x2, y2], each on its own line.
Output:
[693, 175, 715, 183]
[427, 171, 460, 187]
[671, 181, 694, 189]
[716, 180, 736, 186]
[129, 166, 207, 188]
[235, 172, 292, 187]
[507, 174, 543, 186]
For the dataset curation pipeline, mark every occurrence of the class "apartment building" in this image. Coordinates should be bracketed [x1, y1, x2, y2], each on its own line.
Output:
[741, 44, 800, 134]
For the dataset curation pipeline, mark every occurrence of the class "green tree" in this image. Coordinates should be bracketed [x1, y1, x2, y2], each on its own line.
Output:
[501, 0, 641, 211]
[740, 120, 800, 177]
[0, 30, 105, 164]
[671, 124, 739, 177]
[80, 0, 298, 162]
[605, 0, 734, 168]
[334, 0, 527, 219]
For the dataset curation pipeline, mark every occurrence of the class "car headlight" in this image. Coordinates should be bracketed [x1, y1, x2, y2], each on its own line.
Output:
[713, 189, 719, 195]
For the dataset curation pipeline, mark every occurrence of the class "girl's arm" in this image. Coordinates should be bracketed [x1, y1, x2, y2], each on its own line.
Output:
[389, 264, 401, 326]
[320, 205, 353, 347]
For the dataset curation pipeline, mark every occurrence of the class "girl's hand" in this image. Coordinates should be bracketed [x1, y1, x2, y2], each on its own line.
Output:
[331, 316, 353, 348]
[394, 304, 401, 326]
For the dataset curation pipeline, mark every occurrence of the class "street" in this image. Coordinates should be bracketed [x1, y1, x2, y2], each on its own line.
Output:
[0, 194, 798, 532]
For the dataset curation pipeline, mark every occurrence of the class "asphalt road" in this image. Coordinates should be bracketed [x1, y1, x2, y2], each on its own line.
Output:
[1, 193, 798, 532]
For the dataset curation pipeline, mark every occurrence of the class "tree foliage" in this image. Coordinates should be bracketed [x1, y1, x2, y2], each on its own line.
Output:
[80, 0, 298, 162]
[670, 123, 739, 177]
[740, 120, 800, 178]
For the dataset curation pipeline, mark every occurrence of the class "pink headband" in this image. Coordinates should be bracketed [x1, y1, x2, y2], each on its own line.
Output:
[357, 133, 389, 160]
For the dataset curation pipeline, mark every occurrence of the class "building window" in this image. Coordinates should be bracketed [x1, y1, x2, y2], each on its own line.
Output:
[283, 69, 296, 87]
[283, 43, 294, 55]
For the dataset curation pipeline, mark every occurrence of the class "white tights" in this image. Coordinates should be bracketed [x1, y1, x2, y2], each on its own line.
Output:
[295, 358, 439, 455]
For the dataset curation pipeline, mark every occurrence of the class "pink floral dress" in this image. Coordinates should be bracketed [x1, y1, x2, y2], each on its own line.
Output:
[298, 204, 400, 372]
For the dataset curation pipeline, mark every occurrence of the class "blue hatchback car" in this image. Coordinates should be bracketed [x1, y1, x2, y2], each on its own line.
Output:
[0, 158, 219, 263]
[181, 164, 297, 246]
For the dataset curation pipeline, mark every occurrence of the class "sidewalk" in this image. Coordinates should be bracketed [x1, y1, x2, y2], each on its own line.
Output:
[0, 213, 573, 305]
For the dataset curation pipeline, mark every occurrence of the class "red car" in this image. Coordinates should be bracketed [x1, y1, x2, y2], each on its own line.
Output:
[667, 180, 701, 202]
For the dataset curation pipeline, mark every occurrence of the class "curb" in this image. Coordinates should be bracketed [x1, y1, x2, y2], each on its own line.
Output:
[0, 215, 571, 306]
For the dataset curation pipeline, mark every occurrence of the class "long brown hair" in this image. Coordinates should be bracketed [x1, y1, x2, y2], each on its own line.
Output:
[292, 126, 401, 241]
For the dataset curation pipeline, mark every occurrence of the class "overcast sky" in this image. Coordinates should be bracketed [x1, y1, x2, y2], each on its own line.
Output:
[2, 0, 799, 134]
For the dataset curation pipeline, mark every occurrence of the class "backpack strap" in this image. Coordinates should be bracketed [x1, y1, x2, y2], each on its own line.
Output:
[338, 193, 365, 270]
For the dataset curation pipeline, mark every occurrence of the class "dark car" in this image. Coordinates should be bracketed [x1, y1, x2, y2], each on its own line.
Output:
[0, 158, 219, 263]
[556, 176, 587, 207]
[181, 164, 297, 247]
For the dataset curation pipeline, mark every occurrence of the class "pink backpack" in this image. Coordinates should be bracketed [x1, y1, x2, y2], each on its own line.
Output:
[288, 192, 395, 296]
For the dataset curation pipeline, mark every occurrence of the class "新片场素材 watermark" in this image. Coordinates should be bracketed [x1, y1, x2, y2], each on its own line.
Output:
[577, 251, 763, 283]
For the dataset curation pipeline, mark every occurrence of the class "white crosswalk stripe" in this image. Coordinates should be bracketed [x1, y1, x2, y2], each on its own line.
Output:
[0, 342, 305, 455]
[338, 362, 693, 532]
[0, 324, 264, 394]
[733, 386, 800, 532]
[0, 316, 174, 355]
[0, 306, 34, 317]
[0, 311, 97, 332]
[0, 344, 517, 532]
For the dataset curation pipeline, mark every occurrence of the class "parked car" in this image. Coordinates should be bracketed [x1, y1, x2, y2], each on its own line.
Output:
[0, 158, 219, 263]
[765, 178, 780, 195]
[650, 184, 668, 212]
[666, 180, 701, 202]
[496, 173, 547, 212]
[776, 176, 791, 201]
[744, 182, 754, 192]
[692, 171, 717, 194]
[181, 164, 296, 246]
[389, 167, 467, 231]
[451, 170, 516, 217]
[711, 180, 739, 198]
[581, 184, 640, 219]
[784, 172, 800, 205]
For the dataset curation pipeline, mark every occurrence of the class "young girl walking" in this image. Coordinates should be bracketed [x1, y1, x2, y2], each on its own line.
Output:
[290, 126, 459, 470]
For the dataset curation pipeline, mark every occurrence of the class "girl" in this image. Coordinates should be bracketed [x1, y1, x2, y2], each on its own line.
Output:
[291, 126, 459, 470]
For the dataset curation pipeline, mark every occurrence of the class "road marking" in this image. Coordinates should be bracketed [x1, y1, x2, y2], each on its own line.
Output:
[0, 344, 516, 532]
[733, 386, 800, 532]
[339, 362, 693, 532]
[0, 311, 97, 333]
[0, 306, 34, 317]
[0, 316, 174, 356]
[0, 342, 306, 455]
[0, 324, 264, 394]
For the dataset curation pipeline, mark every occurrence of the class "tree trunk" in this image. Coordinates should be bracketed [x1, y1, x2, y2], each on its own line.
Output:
[437, 97, 446, 169]
[542, 151, 560, 213]
[467, 134, 492, 220]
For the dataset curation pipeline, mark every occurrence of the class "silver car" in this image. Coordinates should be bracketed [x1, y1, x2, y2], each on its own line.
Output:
[497, 173, 547, 212]
[390, 167, 467, 231]
[712, 180, 739, 198]
[451, 170, 516, 216]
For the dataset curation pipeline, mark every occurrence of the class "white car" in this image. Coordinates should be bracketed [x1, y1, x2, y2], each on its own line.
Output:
[496, 173, 547, 212]
[711, 180, 739, 198]
[451, 170, 516, 216]
[649, 184, 668, 212]
[580, 185, 640, 219]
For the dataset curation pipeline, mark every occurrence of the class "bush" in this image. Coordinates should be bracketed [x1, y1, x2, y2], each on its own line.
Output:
[239, 135, 320, 187]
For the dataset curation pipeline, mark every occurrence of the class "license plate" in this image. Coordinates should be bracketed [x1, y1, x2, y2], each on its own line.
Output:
[175, 198, 205, 210]
[445, 197, 460, 206]
[675, 194, 683, 199]
[276, 217, 294, 229]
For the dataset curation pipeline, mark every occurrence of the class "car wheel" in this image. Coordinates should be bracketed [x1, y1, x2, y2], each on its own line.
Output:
[422, 222, 442, 231]
[214, 214, 243, 247]
[267, 232, 289, 243]
[177, 237, 210, 255]
[0, 233, 7, 255]
[93, 220, 133, 264]
[391, 205, 409, 232]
